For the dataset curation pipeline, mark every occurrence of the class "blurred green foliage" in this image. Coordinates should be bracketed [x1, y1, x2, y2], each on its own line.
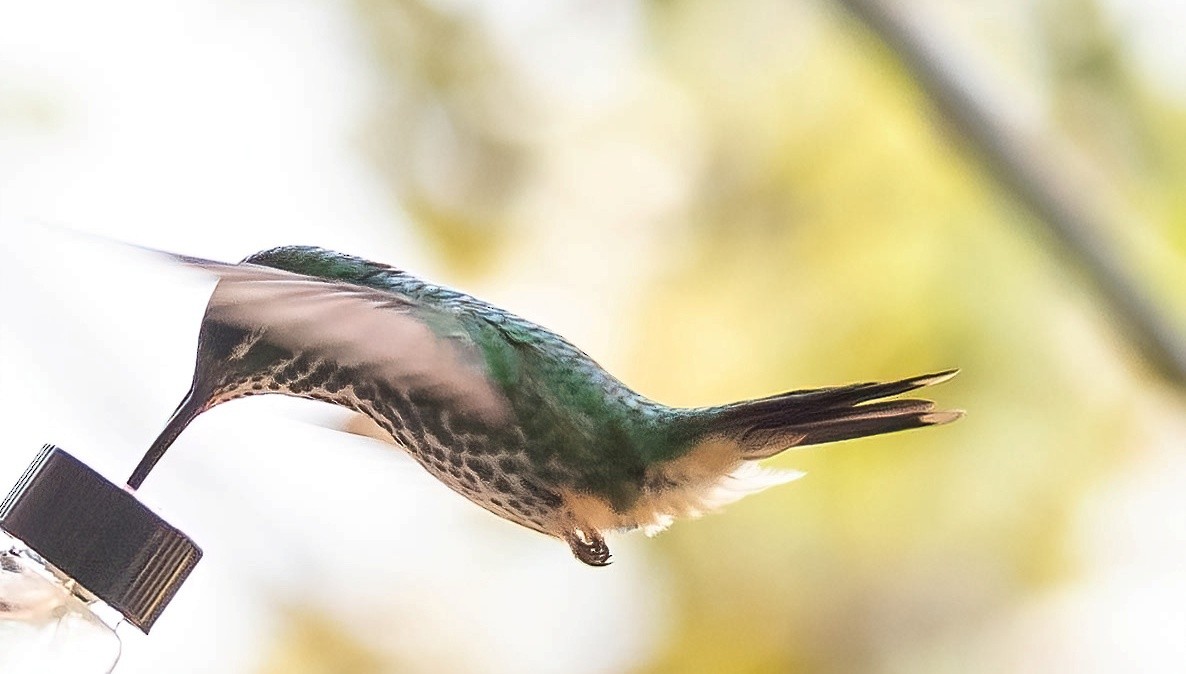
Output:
[258, 609, 389, 674]
[355, 0, 535, 273]
[258, 0, 1185, 672]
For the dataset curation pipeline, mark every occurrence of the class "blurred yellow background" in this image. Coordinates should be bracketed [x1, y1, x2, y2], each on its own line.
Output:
[2, 0, 1185, 672]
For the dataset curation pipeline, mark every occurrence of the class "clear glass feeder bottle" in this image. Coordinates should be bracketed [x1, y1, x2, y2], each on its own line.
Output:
[0, 445, 201, 673]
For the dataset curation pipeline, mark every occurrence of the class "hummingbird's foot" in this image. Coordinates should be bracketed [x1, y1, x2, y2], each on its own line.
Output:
[566, 527, 611, 567]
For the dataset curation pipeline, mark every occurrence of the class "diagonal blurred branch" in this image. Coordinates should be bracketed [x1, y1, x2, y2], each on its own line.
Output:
[835, 0, 1186, 388]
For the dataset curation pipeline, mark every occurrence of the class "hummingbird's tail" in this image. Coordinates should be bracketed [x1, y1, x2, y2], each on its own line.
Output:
[706, 370, 962, 459]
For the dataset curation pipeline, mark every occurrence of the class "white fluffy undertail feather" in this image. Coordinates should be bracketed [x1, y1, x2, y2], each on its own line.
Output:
[639, 461, 805, 537]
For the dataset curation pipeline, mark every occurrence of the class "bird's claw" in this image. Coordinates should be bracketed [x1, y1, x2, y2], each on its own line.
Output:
[566, 528, 611, 567]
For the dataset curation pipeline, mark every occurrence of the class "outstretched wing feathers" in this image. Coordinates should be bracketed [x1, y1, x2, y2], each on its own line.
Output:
[161, 252, 511, 423]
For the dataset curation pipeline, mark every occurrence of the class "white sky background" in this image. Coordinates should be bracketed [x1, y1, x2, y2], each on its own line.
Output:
[2, 0, 1186, 672]
[0, 1, 669, 672]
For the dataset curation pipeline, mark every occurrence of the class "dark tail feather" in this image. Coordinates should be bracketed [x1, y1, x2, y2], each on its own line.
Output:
[709, 370, 962, 459]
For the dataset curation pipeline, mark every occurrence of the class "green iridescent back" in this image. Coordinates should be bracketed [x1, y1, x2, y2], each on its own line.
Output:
[243, 246, 702, 509]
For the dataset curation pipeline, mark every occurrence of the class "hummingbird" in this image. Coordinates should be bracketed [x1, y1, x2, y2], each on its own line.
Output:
[128, 245, 961, 566]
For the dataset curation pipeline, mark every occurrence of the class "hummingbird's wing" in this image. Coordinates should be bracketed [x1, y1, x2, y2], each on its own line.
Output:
[160, 251, 512, 424]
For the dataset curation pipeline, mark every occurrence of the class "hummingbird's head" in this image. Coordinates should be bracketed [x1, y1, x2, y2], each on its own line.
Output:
[191, 318, 293, 398]
[186, 245, 390, 398]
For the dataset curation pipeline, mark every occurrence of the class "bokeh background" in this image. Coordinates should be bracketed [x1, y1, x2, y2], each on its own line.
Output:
[3, 0, 1186, 672]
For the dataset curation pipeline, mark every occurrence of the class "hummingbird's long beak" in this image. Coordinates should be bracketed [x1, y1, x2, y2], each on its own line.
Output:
[127, 389, 205, 490]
